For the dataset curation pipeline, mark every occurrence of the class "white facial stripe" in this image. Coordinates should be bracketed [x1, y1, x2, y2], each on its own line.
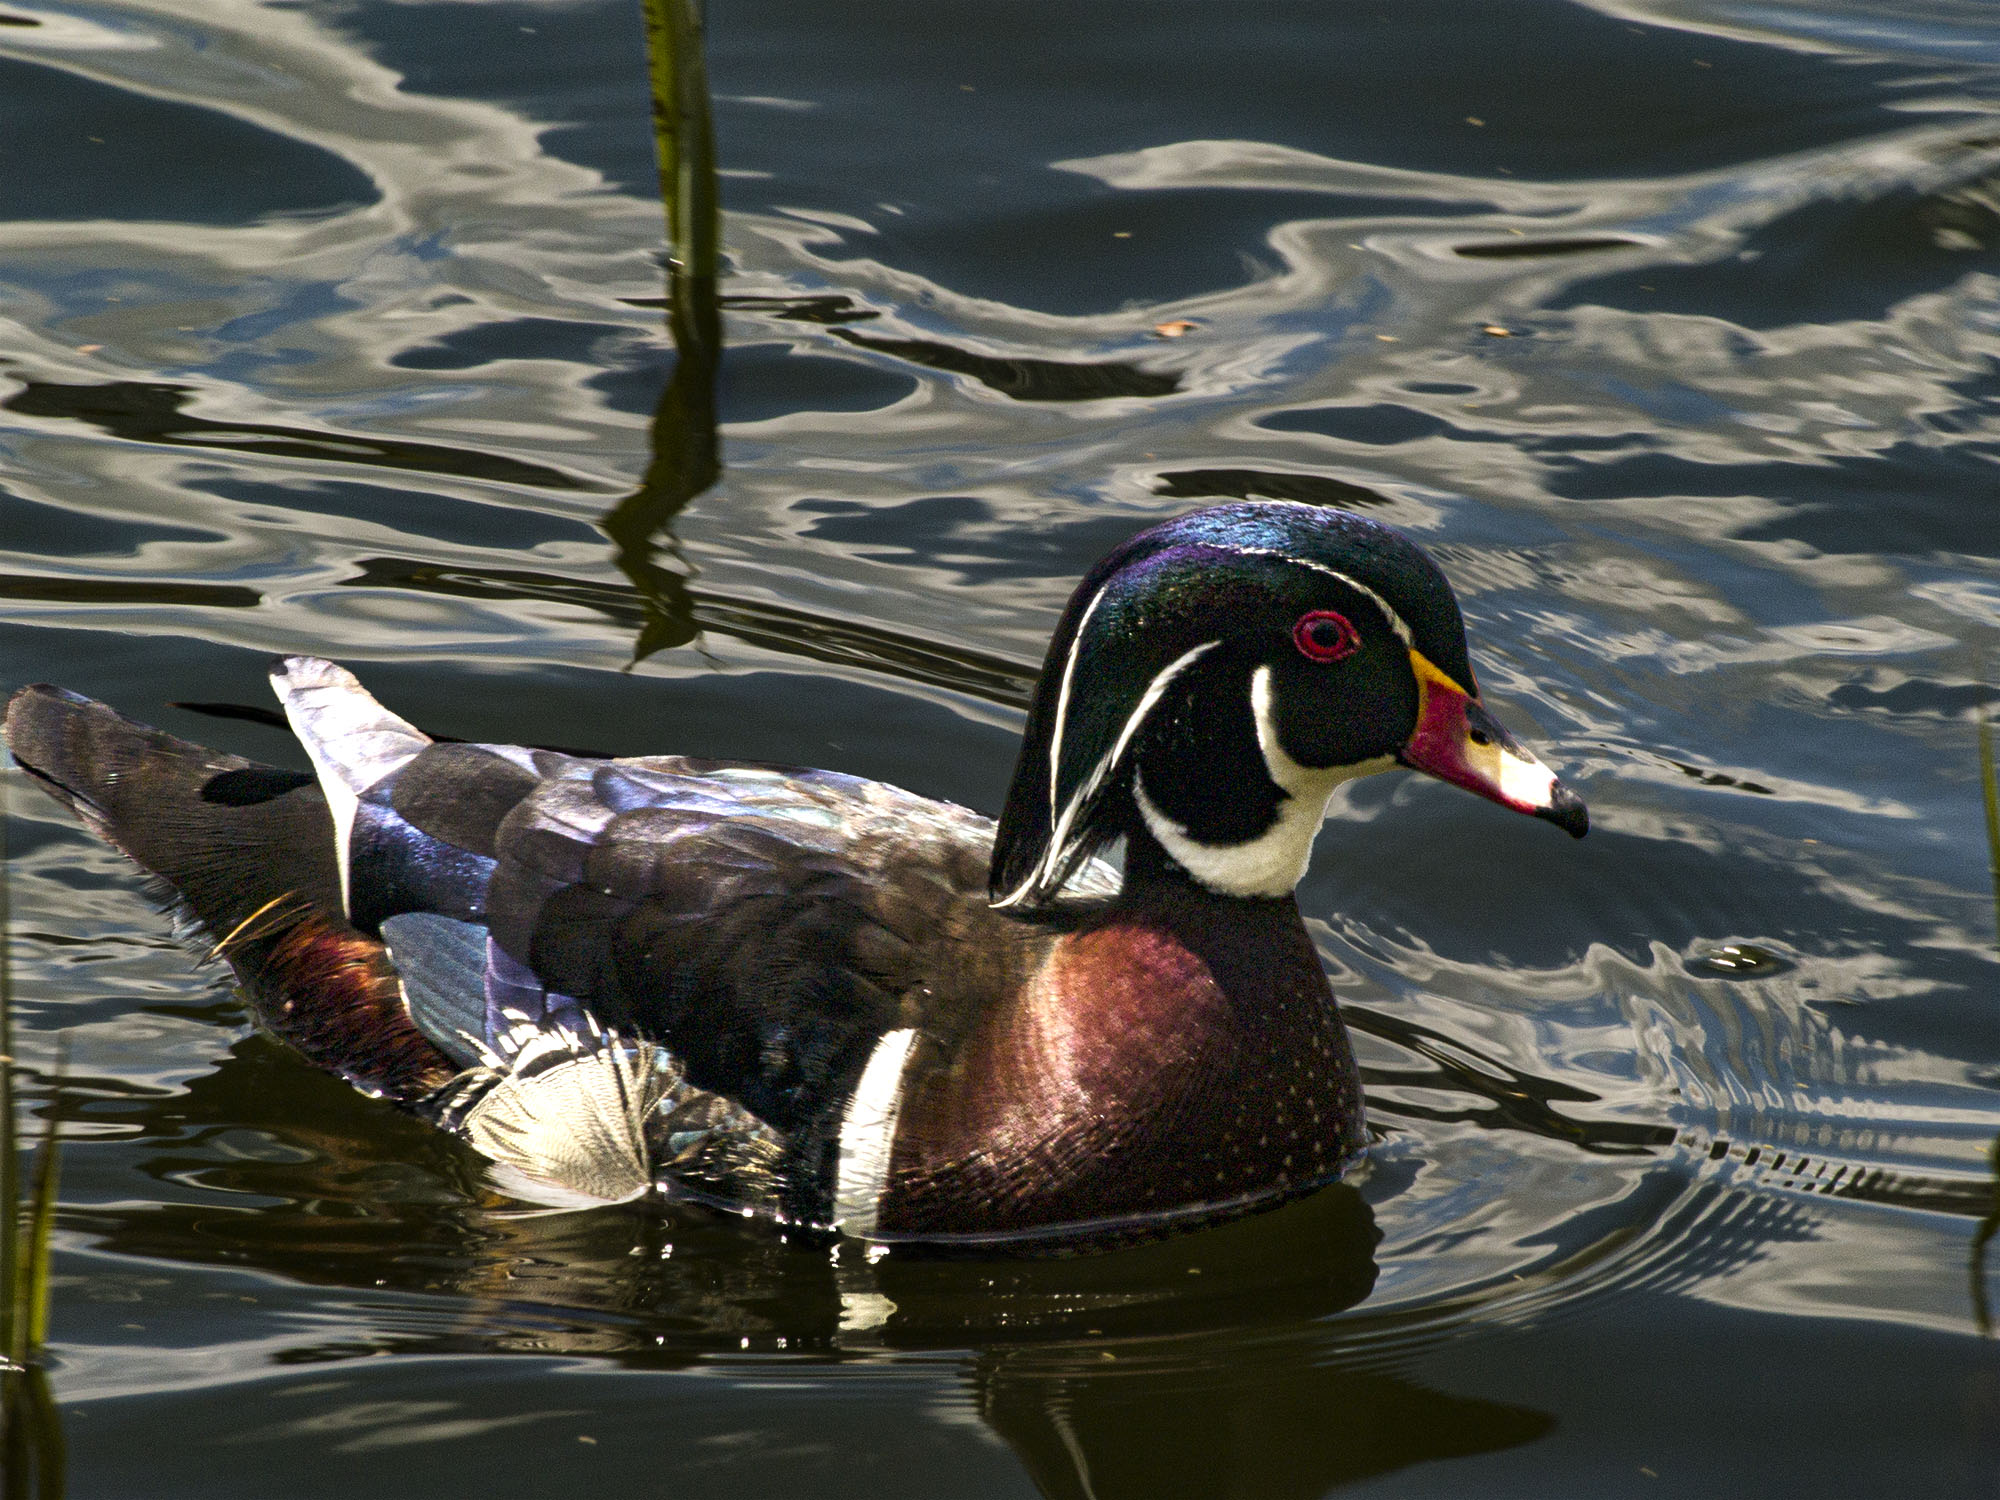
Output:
[994, 637, 1220, 908]
[1135, 666, 1392, 899]
[833, 1027, 919, 1235]
[1219, 544, 1414, 647]
[1092, 638, 1220, 808]
[1133, 773, 1307, 898]
[1046, 583, 1109, 825]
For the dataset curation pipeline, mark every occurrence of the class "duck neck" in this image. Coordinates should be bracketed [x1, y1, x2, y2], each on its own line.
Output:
[1113, 825, 1337, 1034]
[1098, 832, 1367, 1183]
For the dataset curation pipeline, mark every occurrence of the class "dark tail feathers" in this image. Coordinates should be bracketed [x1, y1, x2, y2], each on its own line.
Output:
[5, 684, 451, 1099]
[6, 683, 337, 936]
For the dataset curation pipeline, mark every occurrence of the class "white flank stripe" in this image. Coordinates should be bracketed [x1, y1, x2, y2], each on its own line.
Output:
[833, 1027, 919, 1235]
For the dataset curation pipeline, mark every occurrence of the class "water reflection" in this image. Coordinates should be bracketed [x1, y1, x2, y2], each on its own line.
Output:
[600, 0, 723, 662]
[598, 249, 717, 661]
[0, 380, 581, 492]
[1351, 1003, 1674, 1154]
[339, 555, 1037, 705]
[1, 1365, 63, 1500]
[1976, 710, 2000, 1336]
[1973, 1135, 2000, 1337]
[1, 792, 63, 1500]
[829, 326, 1180, 403]
[973, 1338, 1547, 1500]
[923, 1194, 1548, 1497]
[66, 1051, 1554, 1497]
[599, 0, 1187, 671]
[1154, 468, 1392, 509]
[7, 0, 2000, 1486]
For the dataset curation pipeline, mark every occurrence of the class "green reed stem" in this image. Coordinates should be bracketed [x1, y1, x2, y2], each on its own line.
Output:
[15, 1365, 63, 1500]
[0, 768, 65, 1498]
[1981, 709, 2000, 945]
[642, 0, 718, 283]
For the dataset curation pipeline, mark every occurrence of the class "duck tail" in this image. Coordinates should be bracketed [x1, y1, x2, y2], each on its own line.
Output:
[3, 683, 452, 1100]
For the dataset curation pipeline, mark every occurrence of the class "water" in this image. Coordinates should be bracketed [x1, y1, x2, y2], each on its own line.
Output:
[4, 0, 2000, 1493]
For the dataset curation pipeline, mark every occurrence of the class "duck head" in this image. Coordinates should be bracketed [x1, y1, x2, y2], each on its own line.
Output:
[989, 501, 1587, 908]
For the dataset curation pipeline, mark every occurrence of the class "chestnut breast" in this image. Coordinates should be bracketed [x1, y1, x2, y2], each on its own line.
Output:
[878, 894, 1364, 1237]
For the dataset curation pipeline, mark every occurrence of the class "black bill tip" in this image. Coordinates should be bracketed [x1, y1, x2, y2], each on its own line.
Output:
[1536, 782, 1589, 839]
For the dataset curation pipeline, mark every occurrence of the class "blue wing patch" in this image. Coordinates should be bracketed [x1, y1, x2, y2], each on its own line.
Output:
[379, 912, 488, 1065]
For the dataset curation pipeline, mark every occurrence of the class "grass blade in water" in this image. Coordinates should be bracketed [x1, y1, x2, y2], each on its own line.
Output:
[1974, 711, 2000, 1335]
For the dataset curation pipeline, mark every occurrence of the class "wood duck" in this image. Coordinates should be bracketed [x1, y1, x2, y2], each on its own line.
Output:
[5, 502, 1585, 1249]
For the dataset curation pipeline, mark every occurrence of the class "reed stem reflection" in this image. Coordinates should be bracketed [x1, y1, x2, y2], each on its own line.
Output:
[604, 0, 723, 662]
[0, 778, 64, 1500]
[1974, 709, 2000, 1336]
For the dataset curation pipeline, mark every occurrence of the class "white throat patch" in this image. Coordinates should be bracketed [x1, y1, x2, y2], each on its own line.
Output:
[1134, 665, 1391, 898]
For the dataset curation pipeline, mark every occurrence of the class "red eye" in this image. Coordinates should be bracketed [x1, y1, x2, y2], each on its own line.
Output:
[1293, 609, 1360, 663]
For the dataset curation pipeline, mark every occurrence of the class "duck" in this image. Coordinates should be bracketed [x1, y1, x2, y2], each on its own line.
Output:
[4, 501, 1585, 1249]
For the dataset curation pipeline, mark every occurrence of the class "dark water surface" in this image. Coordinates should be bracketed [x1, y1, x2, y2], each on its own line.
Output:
[5, 0, 2000, 1494]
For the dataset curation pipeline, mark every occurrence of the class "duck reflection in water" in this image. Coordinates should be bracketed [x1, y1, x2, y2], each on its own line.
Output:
[468, 1190, 1548, 1497]
[73, 1067, 1549, 1500]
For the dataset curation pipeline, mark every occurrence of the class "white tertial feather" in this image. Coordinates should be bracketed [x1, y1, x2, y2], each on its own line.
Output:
[458, 1045, 670, 1207]
[269, 656, 430, 917]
